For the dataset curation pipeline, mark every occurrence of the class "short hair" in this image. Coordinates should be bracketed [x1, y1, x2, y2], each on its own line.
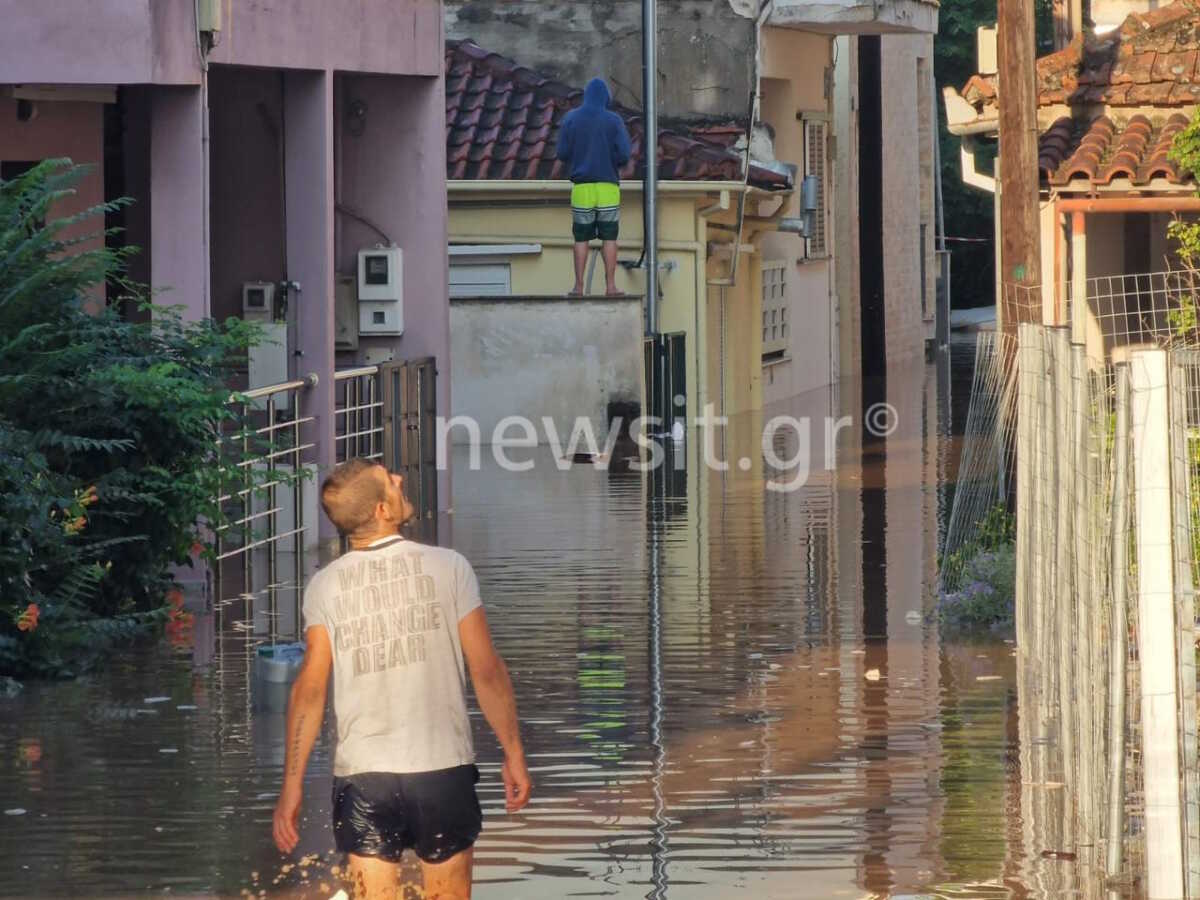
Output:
[320, 459, 387, 535]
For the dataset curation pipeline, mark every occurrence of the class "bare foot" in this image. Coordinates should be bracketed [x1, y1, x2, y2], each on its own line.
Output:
[605, 288, 623, 297]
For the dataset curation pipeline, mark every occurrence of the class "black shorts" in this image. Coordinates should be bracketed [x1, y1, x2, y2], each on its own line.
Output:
[331, 765, 482, 863]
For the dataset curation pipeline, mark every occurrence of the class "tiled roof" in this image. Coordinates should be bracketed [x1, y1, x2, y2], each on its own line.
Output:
[444, 39, 790, 189]
[961, 0, 1200, 111]
[1038, 112, 1192, 184]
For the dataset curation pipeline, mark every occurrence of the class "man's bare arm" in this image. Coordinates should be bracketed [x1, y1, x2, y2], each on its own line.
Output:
[460, 607, 532, 811]
[273, 625, 332, 852]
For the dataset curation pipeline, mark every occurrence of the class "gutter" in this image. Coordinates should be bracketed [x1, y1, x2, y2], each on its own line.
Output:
[942, 85, 998, 137]
[961, 137, 996, 194]
[447, 179, 757, 195]
[1056, 196, 1200, 213]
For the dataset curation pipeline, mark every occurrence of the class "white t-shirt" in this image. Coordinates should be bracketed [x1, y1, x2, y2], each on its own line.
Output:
[302, 536, 483, 776]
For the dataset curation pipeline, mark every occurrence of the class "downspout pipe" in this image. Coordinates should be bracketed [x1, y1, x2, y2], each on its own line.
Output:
[961, 137, 997, 193]
[643, 0, 659, 336]
[708, 0, 773, 289]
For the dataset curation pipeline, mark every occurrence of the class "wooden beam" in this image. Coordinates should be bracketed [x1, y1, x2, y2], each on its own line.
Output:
[998, 0, 1042, 334]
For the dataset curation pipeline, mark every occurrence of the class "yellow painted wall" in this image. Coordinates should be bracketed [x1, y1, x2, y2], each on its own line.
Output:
[759, 27, 837, 404]
[449, 186, 742, 426]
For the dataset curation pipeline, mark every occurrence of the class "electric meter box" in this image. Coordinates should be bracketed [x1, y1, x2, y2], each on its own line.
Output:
[357, 246, 403, 336]
[242, 281, 275, 322]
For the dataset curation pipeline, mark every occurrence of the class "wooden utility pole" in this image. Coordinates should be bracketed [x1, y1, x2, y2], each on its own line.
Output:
[997, 0, 1042, 333]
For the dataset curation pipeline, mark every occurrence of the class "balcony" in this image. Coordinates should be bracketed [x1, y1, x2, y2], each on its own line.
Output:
[769, 0, 939, 35]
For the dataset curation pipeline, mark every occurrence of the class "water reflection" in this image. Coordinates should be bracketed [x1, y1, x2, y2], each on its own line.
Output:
[0, 340, 1077, 898]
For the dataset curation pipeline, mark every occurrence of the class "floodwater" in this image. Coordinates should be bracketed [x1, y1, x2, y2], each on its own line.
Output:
[0, 339, 1083, 898]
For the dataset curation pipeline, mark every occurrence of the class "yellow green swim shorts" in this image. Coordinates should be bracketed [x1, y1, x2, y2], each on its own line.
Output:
[571, 182, 620, 242]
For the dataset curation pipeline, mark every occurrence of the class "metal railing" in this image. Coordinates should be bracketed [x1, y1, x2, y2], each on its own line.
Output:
[335, 365, 384, 463]
[210, 362, 439, 641]
[213, 374, 317, 642]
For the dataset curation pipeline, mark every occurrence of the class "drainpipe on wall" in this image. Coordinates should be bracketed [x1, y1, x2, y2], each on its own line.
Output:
[959, 137, 996, 193]
[708, 0, 774, 290]
[643, 0, 659, 336]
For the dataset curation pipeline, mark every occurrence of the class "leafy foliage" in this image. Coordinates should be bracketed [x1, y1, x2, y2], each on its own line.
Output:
[1164, 111, 1200, 341]
[0, 160, 260, 678]
[939, 504, 1017, 633]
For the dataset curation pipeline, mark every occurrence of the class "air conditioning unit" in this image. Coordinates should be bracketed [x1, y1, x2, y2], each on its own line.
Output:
[357, 245, 403, 336]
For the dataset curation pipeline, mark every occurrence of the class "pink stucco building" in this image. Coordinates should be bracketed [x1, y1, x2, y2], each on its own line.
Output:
[0, 0, 451, 545]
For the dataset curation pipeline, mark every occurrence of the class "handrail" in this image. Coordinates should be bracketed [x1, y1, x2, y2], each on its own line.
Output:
[235, 372, 319, 402]
[335, 365, 380, 381]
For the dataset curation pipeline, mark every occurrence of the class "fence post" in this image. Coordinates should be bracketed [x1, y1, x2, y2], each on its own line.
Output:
[1130, 348, 1186, 899]
[1107, 363, 1130, 879]
[1071, 341, 1096, 841]
[1016, 322, 1042, 875]
[1051, 328, 1075, 839]
[1168, 356, 1200, 896]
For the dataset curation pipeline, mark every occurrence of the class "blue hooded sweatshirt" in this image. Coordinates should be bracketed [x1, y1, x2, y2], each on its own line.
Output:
[555, 78, 632, 185]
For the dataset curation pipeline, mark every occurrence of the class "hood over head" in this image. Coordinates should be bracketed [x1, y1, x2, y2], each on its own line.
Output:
[583, 77, 612, 109]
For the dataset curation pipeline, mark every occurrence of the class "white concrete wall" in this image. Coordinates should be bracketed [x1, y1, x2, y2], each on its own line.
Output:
[449, 297, 644, 446]
[881, 33, 937, 363]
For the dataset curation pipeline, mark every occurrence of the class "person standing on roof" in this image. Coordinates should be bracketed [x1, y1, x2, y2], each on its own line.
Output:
[555, 77, 632, 297]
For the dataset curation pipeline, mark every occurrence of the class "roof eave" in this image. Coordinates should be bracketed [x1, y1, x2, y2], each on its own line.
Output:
[447, 179, 766, 195]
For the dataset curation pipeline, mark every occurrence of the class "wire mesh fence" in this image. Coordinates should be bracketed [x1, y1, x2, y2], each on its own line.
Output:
[938, 318, 1200, 896]
[1012, 324, 1116, 895]
[938, 331, 1017, 599]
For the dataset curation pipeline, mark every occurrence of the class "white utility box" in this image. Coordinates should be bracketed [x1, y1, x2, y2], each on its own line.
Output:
[357, 245, 404, 336]
[242, 281, 275, 322]
[248, 322, 289, 406]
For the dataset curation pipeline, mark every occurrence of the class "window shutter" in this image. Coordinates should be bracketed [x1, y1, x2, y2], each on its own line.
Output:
[448, 263, 512, 297]
[804, 120, 828, 259]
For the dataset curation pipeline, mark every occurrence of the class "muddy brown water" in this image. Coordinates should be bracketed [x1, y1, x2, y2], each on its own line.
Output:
[0, 342, 1098, 898]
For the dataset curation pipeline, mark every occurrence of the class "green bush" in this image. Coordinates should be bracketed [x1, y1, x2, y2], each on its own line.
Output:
[0, 160, 259, 678]
[939, 504, 1016, 633]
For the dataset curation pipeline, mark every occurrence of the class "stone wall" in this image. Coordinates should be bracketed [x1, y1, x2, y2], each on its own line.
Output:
[445, 0, 757, 121]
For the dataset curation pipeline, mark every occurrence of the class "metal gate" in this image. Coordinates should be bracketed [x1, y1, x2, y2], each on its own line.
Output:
[381, 357, 438, 544]
[644, 331, 687, 438]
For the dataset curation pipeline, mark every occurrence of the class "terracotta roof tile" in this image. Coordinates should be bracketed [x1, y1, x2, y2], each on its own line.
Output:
[444, 39, 789, 189]
[962, 0, 1200, 112]
[1039, 113, 1192, 185]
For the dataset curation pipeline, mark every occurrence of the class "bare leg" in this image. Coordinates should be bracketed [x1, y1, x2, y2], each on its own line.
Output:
[602, 241, 620, 295]
[420, 847, 474, 900]
[346, 854, 399, 900]
[571, 242, 588, 295]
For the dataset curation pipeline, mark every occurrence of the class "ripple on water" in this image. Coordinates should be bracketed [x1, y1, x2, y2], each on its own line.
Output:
[0, 357, 1105, 898]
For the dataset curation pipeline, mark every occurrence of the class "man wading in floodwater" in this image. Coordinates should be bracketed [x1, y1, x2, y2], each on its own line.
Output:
[273, 459, 531, 899]
[556, 77, 631, 297]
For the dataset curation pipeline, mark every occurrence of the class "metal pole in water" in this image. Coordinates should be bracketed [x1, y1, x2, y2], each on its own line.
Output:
[642, 0, 659, 337]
